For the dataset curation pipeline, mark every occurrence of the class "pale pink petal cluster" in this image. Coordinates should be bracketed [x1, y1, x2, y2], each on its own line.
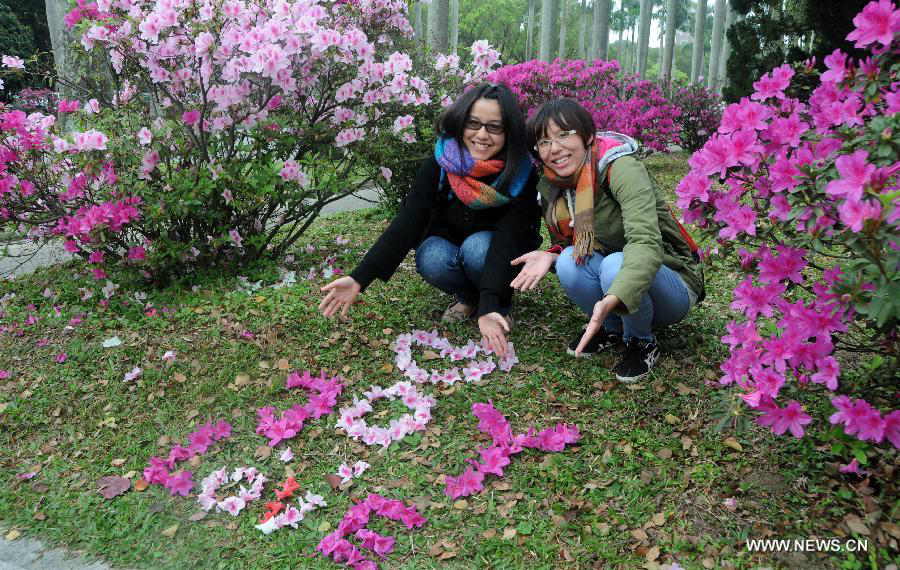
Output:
[391, 330, 518, 387]
[336, 381, 434, 448]
[197, 465, 267, 516]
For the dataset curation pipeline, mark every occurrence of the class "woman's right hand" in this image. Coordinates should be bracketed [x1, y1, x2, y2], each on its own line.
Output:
[319, 276, 361, 317]
[510, 250, 557, 291]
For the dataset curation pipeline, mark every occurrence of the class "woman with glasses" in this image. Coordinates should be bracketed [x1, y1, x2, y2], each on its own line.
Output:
[511, 98, 704, 382]
[319, 83, 540, 355]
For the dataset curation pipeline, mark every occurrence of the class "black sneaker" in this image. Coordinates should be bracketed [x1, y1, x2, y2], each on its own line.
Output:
[566, 328, 623, 358]
[612, 339, 660, 383]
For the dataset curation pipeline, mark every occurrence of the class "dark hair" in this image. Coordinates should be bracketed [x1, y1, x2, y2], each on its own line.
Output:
[526, 98, 596, 160]
[436, 82, 528, 194]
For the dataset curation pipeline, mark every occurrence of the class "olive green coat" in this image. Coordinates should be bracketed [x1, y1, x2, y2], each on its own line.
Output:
[538, 155, 704, 314]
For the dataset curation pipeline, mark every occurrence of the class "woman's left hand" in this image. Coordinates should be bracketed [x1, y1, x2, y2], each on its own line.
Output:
[574, 295, 621, 356]
[478, 312, 511, 358]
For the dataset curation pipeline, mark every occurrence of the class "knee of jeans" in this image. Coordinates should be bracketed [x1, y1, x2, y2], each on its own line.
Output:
[555, 246, 580, 287]
[415, 238, 455, 280]
[460, 231, 493, 260]
[599, 252, 624, 290]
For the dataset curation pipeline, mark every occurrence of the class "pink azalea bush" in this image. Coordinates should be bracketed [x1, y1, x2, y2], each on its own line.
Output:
[676, 0, 899, 452]
[487, 59, 680, 152]
[1, 1, 498, 280]
[662, 81, 724, 152]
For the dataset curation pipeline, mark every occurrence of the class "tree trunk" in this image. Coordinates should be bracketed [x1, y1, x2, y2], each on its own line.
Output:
[539, 0, 558, 62]
[637, 0, 652, 76]
[707, 0, 725, 88]
[45, 0, 74, 96]
[592, 0, 610, 60]
[526, 0, 536, 59]
[449, 0, 459, 54]
[690, 0, 707, 83]
[661, 0, 676, 83]
[578, 0, 587, 59]
[716, 2, 733, 93]
[429, 0, 450, 53]
[558, 0, 567, 59]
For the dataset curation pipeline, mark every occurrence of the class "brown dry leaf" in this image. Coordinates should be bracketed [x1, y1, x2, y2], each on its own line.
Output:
[234, 374, 251, 387]
[502, 527, 517, 540]
[493, 481, 512, 491]
[134, 478, 149, 492]
[157, 435, 171, 446]
[630, 528, 649, 541]
[379, 363, 394, 374]
[663, 414, 679, 425]
[254, 445, 272, 459]
[161, 524, 179, 538]
[186, 409, 200, 421]
[453, 499, 468, 510]
[97, 476, 130, 499]
[561, 547, 574, 562]
[428, 542, 443, 556]
[32, 512, 47, 521]
[882, 522, 900, 539]
[325, 474, 342, 490]
[680, 436, 694, 451]
[845, 514, 870, 535]
[723, 437, 743, 452]
[188, 511, 207, 522]
[173, 373, 187, 383]
[675, 382, 697, 395]
[701, 558, 715, 569]
[224, 522, 238, 530]
[276, 359, 290, 370]
[482, 529, 497, 539]
[596, 522, 611, 535]
[645, 546, 660, 561]
[656, 448, 673, 459]
[422, 350, 440, 360]
[5, 529, 21, 540]
[110, 458, 126, 467]
[188, 455, 202, 468]
[438, 550, 457, 560]
[601, 448, 613, 464]
[258, 360, 270, 369]
[651, 512, 666, 527]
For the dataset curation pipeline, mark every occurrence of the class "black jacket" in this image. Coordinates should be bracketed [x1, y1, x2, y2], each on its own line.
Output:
[350, 156, 541, 316]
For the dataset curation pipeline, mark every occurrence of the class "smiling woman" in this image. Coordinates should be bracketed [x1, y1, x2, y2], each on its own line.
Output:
[319, 83, 541, 356]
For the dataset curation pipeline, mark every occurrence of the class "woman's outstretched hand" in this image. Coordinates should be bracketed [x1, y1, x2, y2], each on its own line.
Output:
[575, 295, 621, 355]
[478, 312, 511, 358]
[319, 276, 361, 317]
[510, 250, 557, 291]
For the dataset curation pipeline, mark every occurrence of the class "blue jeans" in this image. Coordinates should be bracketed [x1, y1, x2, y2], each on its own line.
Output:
[555, 247, 690, 342]
[416, 231, 506, 312]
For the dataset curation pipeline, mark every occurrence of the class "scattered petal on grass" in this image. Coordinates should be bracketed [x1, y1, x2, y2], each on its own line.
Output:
[161, 350, 177, 363]
[55, 353, 67, 363]
[279, 448, 294, 462]
[123, 367, 142, 382]
[0, 370, 10, 379]
[16, 471, 37, 480]
[103, 336, 123, 348]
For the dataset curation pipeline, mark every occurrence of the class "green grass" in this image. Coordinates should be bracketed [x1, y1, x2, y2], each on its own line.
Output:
[0, 153, 896, 570]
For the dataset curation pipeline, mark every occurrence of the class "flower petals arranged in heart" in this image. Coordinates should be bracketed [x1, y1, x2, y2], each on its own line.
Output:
[392, 330, 519, 387]
[335, 382, 435, 448]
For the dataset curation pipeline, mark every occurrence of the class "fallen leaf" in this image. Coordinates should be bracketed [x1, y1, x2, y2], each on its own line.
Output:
[161, 524, 179, 538]
[158, 435, 171, 446]
[379, 363, 393, 374]
[675, 382, 697, 395]
[186, 409, 200, 421]
[276, 359, 290, 370]
[630, 528, 649, 541]
[102, 336, 122, 348]
[188, 455, 202, 468]
[110, 458, 126, 467]
[664, 414, 679, 425]
[188, 511, 207, 522]
[482, 529, 497, 539]
[254, 445, 272, 459]
[173, 373, 187, 383]
[651, 512, 666, 527]
[845, 514, 870, 535]
[134, 478, 149, 492]
[32, 512, 46, 521]
[224, 522, 238, 530]
[439, 550, 457, 560]
[453, 499, 468, 510]
[325, 474, 342, 490]
[5, 529, 21, 541]
[701, 558, 715, 569]
[97, 476, 130, 499]
[234, 374, 251, 387]
[723, 437, 743, 452]
[645, 546, 660, 561]
[502, 527, 517, 540]
[317, 521, 331, 533]
[422, 350, 440, 360]
[656, 448, 673, 459]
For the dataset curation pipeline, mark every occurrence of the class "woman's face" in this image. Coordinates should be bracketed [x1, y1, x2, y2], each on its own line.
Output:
[537, 119, 592, 178]
[463, 98, 506, 161]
